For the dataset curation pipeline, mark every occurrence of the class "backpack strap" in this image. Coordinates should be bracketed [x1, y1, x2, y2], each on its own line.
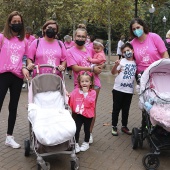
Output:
[57, 40, 62, 49]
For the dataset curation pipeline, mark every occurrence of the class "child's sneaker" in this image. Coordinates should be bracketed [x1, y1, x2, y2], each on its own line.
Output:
[89, 133, 93, 144]
[112, 126, 118, 136]
[75, 143, 80, 153]
[5, 136, 21, 149]
[121, 126, 132, 135]
[80, 142, 89, 152]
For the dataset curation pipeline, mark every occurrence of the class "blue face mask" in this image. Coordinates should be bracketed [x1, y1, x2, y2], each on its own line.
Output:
[123, 51, 133, 59]
[133, 29, 143, 37]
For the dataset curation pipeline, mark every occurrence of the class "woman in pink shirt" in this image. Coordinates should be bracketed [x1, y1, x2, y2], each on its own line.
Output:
[130, 18, 169, 74]
[27, 20, 66, 76]
[0, 11, 29, 149]
[67, 26, 102, 144]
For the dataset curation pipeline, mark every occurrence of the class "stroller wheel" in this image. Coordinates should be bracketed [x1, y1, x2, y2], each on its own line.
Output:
[24, 139, 30, 157]
[37, 162, 50, 170]
[131, 128, 139, 149]
[142, 153, 160, 170]
[71, 158, 79, 170]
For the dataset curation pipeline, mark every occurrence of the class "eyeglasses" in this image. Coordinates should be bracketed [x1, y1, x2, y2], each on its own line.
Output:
[76, 35, 86, 40]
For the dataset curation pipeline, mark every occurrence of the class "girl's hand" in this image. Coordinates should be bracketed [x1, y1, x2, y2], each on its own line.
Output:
[27, 63, 35, 70]
[65, 90, 70, 97]
[115, 60, 120, 66]
[22, 68, 30, 80]
[58, 65, 65, 71]
[82, 87, 88, 93]
[87, 57, 91, 62]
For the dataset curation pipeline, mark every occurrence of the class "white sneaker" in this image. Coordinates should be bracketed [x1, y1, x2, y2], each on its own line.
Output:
[75, 143, 80, 153]
[80, 142, 89, 152]
[5, 136, 21, 149]
[89, 133, 93, 144]
[65, 72, 68, 75]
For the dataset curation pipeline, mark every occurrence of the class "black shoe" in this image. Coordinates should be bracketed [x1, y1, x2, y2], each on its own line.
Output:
[121, 126, 132, 135]
[112, 126, 118, 136]
[69, 75, 72, 79]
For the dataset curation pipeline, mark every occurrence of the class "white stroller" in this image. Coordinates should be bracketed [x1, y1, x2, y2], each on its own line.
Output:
[132, 59, 170, 170]
[24, 65, 79, 170]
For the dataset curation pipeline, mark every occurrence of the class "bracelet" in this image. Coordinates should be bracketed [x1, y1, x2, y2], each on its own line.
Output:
[91, 66, 94, 72]
[22, 66, 28, 71]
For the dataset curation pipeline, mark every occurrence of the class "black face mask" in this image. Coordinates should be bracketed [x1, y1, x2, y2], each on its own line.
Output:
[75, 40, 85, 46]
[11, 23, 23, 33]
[46, 28, 56, 38]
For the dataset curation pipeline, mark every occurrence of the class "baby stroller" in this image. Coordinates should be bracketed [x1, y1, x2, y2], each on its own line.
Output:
[131, 59, 170, 170]
[24, 64, 79, 170]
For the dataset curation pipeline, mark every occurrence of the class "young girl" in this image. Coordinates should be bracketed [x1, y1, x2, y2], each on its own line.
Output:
[69, 71, 96, 153]
[111, 43, 136, 136]
[87, 39, 106, 65]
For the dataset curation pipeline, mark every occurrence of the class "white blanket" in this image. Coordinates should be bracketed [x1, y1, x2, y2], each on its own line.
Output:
[28, 91, 76, 146]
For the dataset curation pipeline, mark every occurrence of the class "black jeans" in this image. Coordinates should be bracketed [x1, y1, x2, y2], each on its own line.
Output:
[0, 72, 23, 135]
[74, 114, 93, 143]
[112, 89, 133, 127]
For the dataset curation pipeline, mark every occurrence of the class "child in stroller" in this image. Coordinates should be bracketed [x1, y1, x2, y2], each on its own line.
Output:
[132, 58, 170, 170]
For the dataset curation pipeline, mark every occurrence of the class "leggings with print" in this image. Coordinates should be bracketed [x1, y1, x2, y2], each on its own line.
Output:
[0, 72, 23, 135]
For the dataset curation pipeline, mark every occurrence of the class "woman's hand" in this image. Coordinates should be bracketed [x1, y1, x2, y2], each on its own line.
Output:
[58, 65, 65, 71]
[93, 65, 102, 74]
[22, 68, 30, 80]
[27, 63, 35, 70]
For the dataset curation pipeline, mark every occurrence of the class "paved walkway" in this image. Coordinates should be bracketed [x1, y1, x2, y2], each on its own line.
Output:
[0, 64, 170, 169]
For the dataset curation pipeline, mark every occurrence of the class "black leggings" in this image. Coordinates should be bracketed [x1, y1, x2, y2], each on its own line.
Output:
[74, 114, 93, 143]
[112, 89, 133, 127]
[0, 72, 23, 135]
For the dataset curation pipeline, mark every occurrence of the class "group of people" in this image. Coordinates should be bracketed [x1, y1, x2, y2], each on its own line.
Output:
[0, 11, 169, 156]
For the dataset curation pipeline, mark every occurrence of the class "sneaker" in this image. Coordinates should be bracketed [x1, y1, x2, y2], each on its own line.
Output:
[89, 133, 93, 144]
[121, 126, 132, 135]
[75, 143, 80, 153]
[69, 75, 72, 79]
[112, 126, 118, 136]
[5, 136, 21, 149]
[80, 142, 89, 152]
[65, 72, 68, 75]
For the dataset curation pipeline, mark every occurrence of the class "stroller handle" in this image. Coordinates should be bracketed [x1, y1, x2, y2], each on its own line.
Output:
[34, 64, 59, 75]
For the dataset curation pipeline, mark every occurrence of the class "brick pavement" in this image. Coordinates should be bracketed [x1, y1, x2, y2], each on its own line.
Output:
[0, 63, 170, 169]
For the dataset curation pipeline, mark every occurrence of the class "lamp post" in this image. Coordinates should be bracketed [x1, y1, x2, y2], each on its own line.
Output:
[162, 16, 167, 39]
[149, 4, 155, 32]
[32, 20, 35, 30]
[135, 0, 138, 18]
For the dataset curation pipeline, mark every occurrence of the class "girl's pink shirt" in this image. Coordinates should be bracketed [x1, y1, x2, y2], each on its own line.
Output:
[67, 46, 101, 88]
[28, 37, 67, 77]
[69, 88, 96, 118]
[90, 51, 106, 64]
[0, 34, 28, 79]
[64, 41, 74, 49]
[131, 32, 167, 74]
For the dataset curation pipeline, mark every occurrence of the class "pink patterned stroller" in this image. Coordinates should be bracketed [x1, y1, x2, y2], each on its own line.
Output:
[24, 65, 79, 170]
[132, 59, 170, 170]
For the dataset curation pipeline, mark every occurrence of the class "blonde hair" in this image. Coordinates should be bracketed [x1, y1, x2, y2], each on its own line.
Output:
[77, 23, 86, 29]
[93, 39, 104, 47]
[166, 30, 170, 39]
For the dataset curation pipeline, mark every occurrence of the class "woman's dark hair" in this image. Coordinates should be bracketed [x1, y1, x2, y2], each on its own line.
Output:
[129, 18, 149, 38]
[120, 42, 133, 52]
[3, 11, 25, 40]
[42, 20, 58, 36]
[25, 26, 33, 34]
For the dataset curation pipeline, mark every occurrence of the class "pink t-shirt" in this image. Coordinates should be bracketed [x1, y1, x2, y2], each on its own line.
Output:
[28, 37, 67, 77]
[26, 35, 36, 47]
[131, 33, 167, 74]
[67, 46, 101, 88]
[90, 51, 106, 64]
[0, 34, 28, 78]
[64, 41, 74, 49]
